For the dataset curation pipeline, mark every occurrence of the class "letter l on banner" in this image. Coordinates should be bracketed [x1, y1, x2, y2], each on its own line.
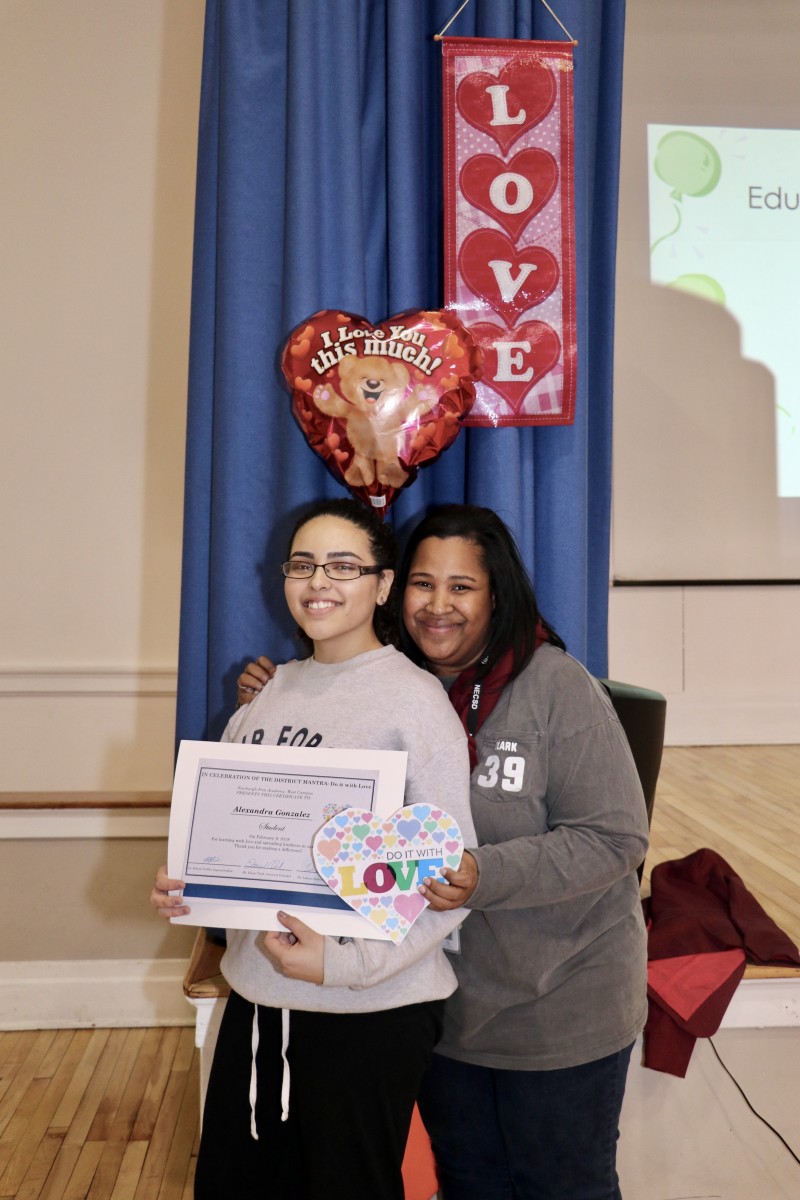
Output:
[442, 38, 577, 426]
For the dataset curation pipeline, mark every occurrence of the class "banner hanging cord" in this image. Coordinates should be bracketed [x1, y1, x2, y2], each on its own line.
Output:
[434, 0, 577, 44]
[537, 0, 577, 43]
[434, 0, 471, 41]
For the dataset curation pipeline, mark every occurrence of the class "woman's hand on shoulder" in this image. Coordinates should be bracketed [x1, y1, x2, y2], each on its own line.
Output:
[263, 912, 324, 983]
[150, 864, 190, 918]
[418, 851, 479, 911]
[237, 655, 278, 705]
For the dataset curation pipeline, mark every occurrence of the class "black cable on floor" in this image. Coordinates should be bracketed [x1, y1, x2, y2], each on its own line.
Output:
[708, 1036, 800, 1166]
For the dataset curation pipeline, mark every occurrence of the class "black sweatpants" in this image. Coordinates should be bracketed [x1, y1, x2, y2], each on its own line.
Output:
[195, 989, 444, 1200]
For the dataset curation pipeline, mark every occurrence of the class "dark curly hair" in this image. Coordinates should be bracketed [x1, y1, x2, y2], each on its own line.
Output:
[286, 498, 398, 647]
[396, 504, 564, 680]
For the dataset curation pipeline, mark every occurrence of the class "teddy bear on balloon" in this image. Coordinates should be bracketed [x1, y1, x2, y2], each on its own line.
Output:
[282, 308, 482, 511]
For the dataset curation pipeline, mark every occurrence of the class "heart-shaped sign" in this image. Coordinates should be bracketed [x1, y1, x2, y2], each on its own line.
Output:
[459, 231, 559, 327]
[469, 320, 561, 409]
[312, 804, 465, 943]
[282, 310, 482, 512]
[456, 59, 557, 154]
[460, 149, 559, 242]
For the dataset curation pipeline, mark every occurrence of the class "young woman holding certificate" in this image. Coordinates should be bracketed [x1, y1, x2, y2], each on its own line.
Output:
[236, 504, 649, 1200]
[151, 498, 476, 1200]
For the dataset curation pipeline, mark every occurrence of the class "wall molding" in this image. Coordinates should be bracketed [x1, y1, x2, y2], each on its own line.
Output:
[664, 696, 800, 746]
[0, 667, 177, 698]
[0, 808, 169, 839]
[0, 959, 194, 1030]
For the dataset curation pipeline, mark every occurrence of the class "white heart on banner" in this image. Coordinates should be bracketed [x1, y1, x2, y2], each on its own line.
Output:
[312, 803, 465, 943]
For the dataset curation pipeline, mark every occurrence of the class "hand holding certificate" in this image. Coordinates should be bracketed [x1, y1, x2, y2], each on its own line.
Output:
[167, 740, 408, 938]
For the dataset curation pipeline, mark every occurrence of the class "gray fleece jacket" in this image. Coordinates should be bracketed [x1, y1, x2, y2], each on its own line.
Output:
[439, 644, 650, 1071]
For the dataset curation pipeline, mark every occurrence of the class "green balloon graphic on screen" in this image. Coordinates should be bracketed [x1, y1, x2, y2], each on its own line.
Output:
[667, 274, 726, 305]
[654, 131, 722, 200]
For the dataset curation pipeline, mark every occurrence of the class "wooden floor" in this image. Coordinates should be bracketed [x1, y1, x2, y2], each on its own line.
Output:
[0, 1028, 198, 1200]
[0, 745, 798, 1198]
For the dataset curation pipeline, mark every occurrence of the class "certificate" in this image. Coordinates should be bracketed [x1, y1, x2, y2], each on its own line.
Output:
[167, 740, 407, 937]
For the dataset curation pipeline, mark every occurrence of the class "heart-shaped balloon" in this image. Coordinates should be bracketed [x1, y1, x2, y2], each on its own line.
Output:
[469, 320, 561, 410]
[456, 58, 557, 154]
[282, 310, 482, 512]
[312, 804, 465, 943]
[458, 231, 559, 327]
[460, 149, 559, 241]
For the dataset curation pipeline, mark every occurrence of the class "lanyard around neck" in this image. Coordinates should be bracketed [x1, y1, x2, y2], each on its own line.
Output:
[465, 656, 489, 739]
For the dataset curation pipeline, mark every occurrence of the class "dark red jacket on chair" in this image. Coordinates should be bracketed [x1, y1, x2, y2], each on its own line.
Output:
[643, 848, 800, 1076]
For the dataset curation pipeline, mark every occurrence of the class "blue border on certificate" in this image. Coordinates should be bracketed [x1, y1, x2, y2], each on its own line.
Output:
[184, 882, 350, 909]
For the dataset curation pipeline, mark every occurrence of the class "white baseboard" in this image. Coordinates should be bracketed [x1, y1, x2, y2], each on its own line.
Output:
[2, 960, 796, 1036]
[722, 978, 800, 1028]
[0, 958, 194, 1030]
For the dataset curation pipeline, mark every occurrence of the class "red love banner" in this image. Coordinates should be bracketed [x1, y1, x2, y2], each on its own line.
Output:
[443, 38, 576, 426]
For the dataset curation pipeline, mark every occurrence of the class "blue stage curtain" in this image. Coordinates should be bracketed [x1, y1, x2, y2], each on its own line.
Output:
[177, 0, 626, 742]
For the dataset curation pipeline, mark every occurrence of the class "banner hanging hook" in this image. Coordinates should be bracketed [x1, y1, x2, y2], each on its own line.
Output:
[434, 0, 577, 45]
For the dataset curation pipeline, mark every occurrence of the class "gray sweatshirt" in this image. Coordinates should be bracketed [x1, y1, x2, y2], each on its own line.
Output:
[218, 645, 476, 1014]
[440, 644, 650, 1071]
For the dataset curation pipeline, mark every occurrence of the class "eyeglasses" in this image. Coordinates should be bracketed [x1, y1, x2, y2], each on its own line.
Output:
[281, 560, 385, 581]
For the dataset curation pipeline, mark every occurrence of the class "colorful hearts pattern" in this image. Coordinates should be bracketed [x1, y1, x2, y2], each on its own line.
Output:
[312, 804, 465, 943]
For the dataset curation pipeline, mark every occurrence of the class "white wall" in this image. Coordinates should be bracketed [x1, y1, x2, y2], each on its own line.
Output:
[0, 0, 204, 974]
[608, 585, 800, 744]
[0, 0, 204, 792]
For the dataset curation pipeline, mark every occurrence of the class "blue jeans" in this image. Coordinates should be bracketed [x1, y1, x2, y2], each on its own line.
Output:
[417, 1043, 634, 1200]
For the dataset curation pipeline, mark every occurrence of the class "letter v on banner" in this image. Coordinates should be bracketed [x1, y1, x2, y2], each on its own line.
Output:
[442, 38, 576, 425]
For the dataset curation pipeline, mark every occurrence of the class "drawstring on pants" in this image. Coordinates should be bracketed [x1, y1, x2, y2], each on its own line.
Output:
[249, 1005, 260, 1140]
[248, 1004, 292, 1140]
[280, 1009, 291, 1122]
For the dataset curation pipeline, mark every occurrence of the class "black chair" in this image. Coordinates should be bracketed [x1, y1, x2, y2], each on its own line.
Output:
[598, 678, 667, 878]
